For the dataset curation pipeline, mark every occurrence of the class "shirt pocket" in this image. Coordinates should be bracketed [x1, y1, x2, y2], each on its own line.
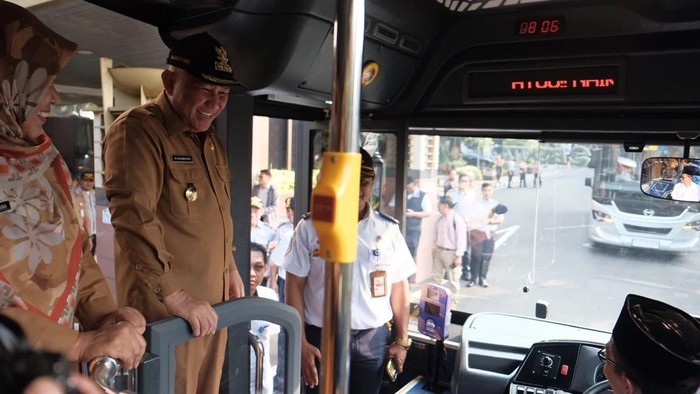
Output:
[168, 166, 207, 219]
[215, 165, 231, 201]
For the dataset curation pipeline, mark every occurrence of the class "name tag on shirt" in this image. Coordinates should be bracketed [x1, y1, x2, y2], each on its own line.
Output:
[370, 270, 387, 298]
[0, 201, 10, 213]
[172, 155, 193, 163]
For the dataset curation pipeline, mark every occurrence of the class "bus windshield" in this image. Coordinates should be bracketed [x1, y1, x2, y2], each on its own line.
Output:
[389, 135, 700, 331]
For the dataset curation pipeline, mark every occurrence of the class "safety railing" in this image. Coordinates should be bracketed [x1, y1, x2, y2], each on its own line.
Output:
[88, 297, 301, 394]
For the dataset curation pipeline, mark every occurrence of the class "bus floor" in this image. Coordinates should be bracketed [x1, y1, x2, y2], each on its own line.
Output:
[389, 376, 451, 394]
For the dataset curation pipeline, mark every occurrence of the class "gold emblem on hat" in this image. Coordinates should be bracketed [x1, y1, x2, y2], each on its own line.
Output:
[185, 183, 198, 202]
[214, 46, 233, 73]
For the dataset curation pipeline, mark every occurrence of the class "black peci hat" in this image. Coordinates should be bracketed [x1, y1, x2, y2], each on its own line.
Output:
[612, 294, 700, 384]
[80, 171, 94, 181]
[167, 33, 243, 87]
[682, 165, 698, 176]
[360, 148, 375, 178]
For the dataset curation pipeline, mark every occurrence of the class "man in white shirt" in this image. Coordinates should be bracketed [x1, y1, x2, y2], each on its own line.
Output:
[284, 149, 415, 394]
[671, 166, 700, 202]
[251, 196, 275, 248]
[467, 183, 505, 288]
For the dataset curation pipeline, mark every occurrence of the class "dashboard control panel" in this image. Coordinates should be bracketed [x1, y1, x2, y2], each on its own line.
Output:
[509, 341, 605, 394]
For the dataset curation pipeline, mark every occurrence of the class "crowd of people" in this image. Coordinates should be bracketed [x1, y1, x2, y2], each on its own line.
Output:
[2, 2, 700, 393]
[409, 171, 507, 294]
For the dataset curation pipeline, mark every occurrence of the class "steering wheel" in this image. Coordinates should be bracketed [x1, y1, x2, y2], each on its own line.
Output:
[582, 380, 613, 394]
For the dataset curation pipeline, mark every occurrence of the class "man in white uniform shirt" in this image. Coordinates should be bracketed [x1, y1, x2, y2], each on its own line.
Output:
[467, 182, 505, 288]
[251, 196, 275, 248]
[671, 166, 700, 202]
[284, 148, 415, 394]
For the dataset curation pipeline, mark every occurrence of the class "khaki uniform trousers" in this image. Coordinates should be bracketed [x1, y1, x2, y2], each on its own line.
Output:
[432, 247, 460, 294]
[175, 329, 227, 394]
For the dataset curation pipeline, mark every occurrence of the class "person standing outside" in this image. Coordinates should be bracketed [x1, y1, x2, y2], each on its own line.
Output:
[252, 169, 279, 225]
[447, 174, 475, 282]
[0, 0, 146, 372]
[405, 176, 431, 261]
[251, 196, 276, 249]
[285, 149, 416, 394]
[74, 171, 97, 255]
[494, 155, 505, 185]
[518, 161, 527, 188]
[104, 32, 245, 394]
[443, 167, 458, 195]
[467, 183, 504, 288]
[431, 196, 466, 296]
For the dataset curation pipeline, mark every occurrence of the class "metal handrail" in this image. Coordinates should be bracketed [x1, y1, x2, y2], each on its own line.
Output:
[88, 356, 136, 394]
[141, 297, 302, 394]
[249, 332, 264, 394]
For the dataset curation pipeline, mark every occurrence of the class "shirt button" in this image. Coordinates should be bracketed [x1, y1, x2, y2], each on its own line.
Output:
[135, 264, 143, 271]
[153, 287, 161, 294]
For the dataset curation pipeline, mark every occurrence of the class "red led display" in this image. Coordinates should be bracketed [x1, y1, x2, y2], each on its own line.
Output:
[516, 18, 564, 36]
[465, 65, 621, 100]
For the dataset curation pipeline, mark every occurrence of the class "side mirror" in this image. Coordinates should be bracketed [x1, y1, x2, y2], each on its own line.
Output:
[640, 157, 700, 202]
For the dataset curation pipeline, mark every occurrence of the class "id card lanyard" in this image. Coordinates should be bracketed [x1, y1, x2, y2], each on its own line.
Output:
[358, 232, 387, 298]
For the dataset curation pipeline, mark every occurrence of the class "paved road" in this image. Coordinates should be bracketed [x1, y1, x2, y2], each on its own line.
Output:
[411, 167, 700, 332]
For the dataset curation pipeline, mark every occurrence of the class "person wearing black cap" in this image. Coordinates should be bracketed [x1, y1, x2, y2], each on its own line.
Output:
[671, 165, 700, 202]
[104, 32, 245, 393]
[285, 148, 416, 394]
[601, 294, 700, 393]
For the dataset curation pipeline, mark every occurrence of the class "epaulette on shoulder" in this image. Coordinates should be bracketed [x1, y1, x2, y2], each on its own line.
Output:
[301, 212, 312, 220]
[376, 211, 399, 224]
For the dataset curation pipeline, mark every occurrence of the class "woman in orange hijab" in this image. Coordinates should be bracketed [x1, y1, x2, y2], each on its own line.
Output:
[0, 0, 146, 370]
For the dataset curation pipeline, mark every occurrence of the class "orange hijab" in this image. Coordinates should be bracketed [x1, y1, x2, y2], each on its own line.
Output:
[0, 1, 81, 326]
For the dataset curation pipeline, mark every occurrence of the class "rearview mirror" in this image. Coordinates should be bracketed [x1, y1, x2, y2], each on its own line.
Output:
[641, 157, 700, 202]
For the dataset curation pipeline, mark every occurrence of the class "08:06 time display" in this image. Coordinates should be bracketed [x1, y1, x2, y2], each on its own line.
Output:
[517, 18, 563, 36]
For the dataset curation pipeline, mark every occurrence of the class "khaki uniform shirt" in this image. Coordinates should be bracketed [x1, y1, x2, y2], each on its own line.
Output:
[104, 93, 234, 322]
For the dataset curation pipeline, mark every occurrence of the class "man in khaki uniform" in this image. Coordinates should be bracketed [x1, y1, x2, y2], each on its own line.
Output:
[104, 32, 245, 394]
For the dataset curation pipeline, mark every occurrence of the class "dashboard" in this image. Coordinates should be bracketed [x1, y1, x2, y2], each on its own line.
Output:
[510, 341, 606, 394]
[452, 313, 610, 394]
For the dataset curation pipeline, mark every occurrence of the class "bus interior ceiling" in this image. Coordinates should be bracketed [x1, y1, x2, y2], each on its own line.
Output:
[33, 0, 700, 144]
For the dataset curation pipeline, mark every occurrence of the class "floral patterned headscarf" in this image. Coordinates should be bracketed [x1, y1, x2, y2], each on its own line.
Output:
[0, 1, 82, 325]
[0, 0, 76, 145]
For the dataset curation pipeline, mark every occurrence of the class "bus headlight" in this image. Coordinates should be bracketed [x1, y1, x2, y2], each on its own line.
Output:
[683, 220, 700, 231]
[592, 210, 613, 223]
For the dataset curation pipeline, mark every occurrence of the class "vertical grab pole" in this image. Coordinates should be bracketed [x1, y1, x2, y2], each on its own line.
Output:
[319, 0, 365, 393]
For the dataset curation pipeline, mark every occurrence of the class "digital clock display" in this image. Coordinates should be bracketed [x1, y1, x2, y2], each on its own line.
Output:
[516, 17, 564, 36]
